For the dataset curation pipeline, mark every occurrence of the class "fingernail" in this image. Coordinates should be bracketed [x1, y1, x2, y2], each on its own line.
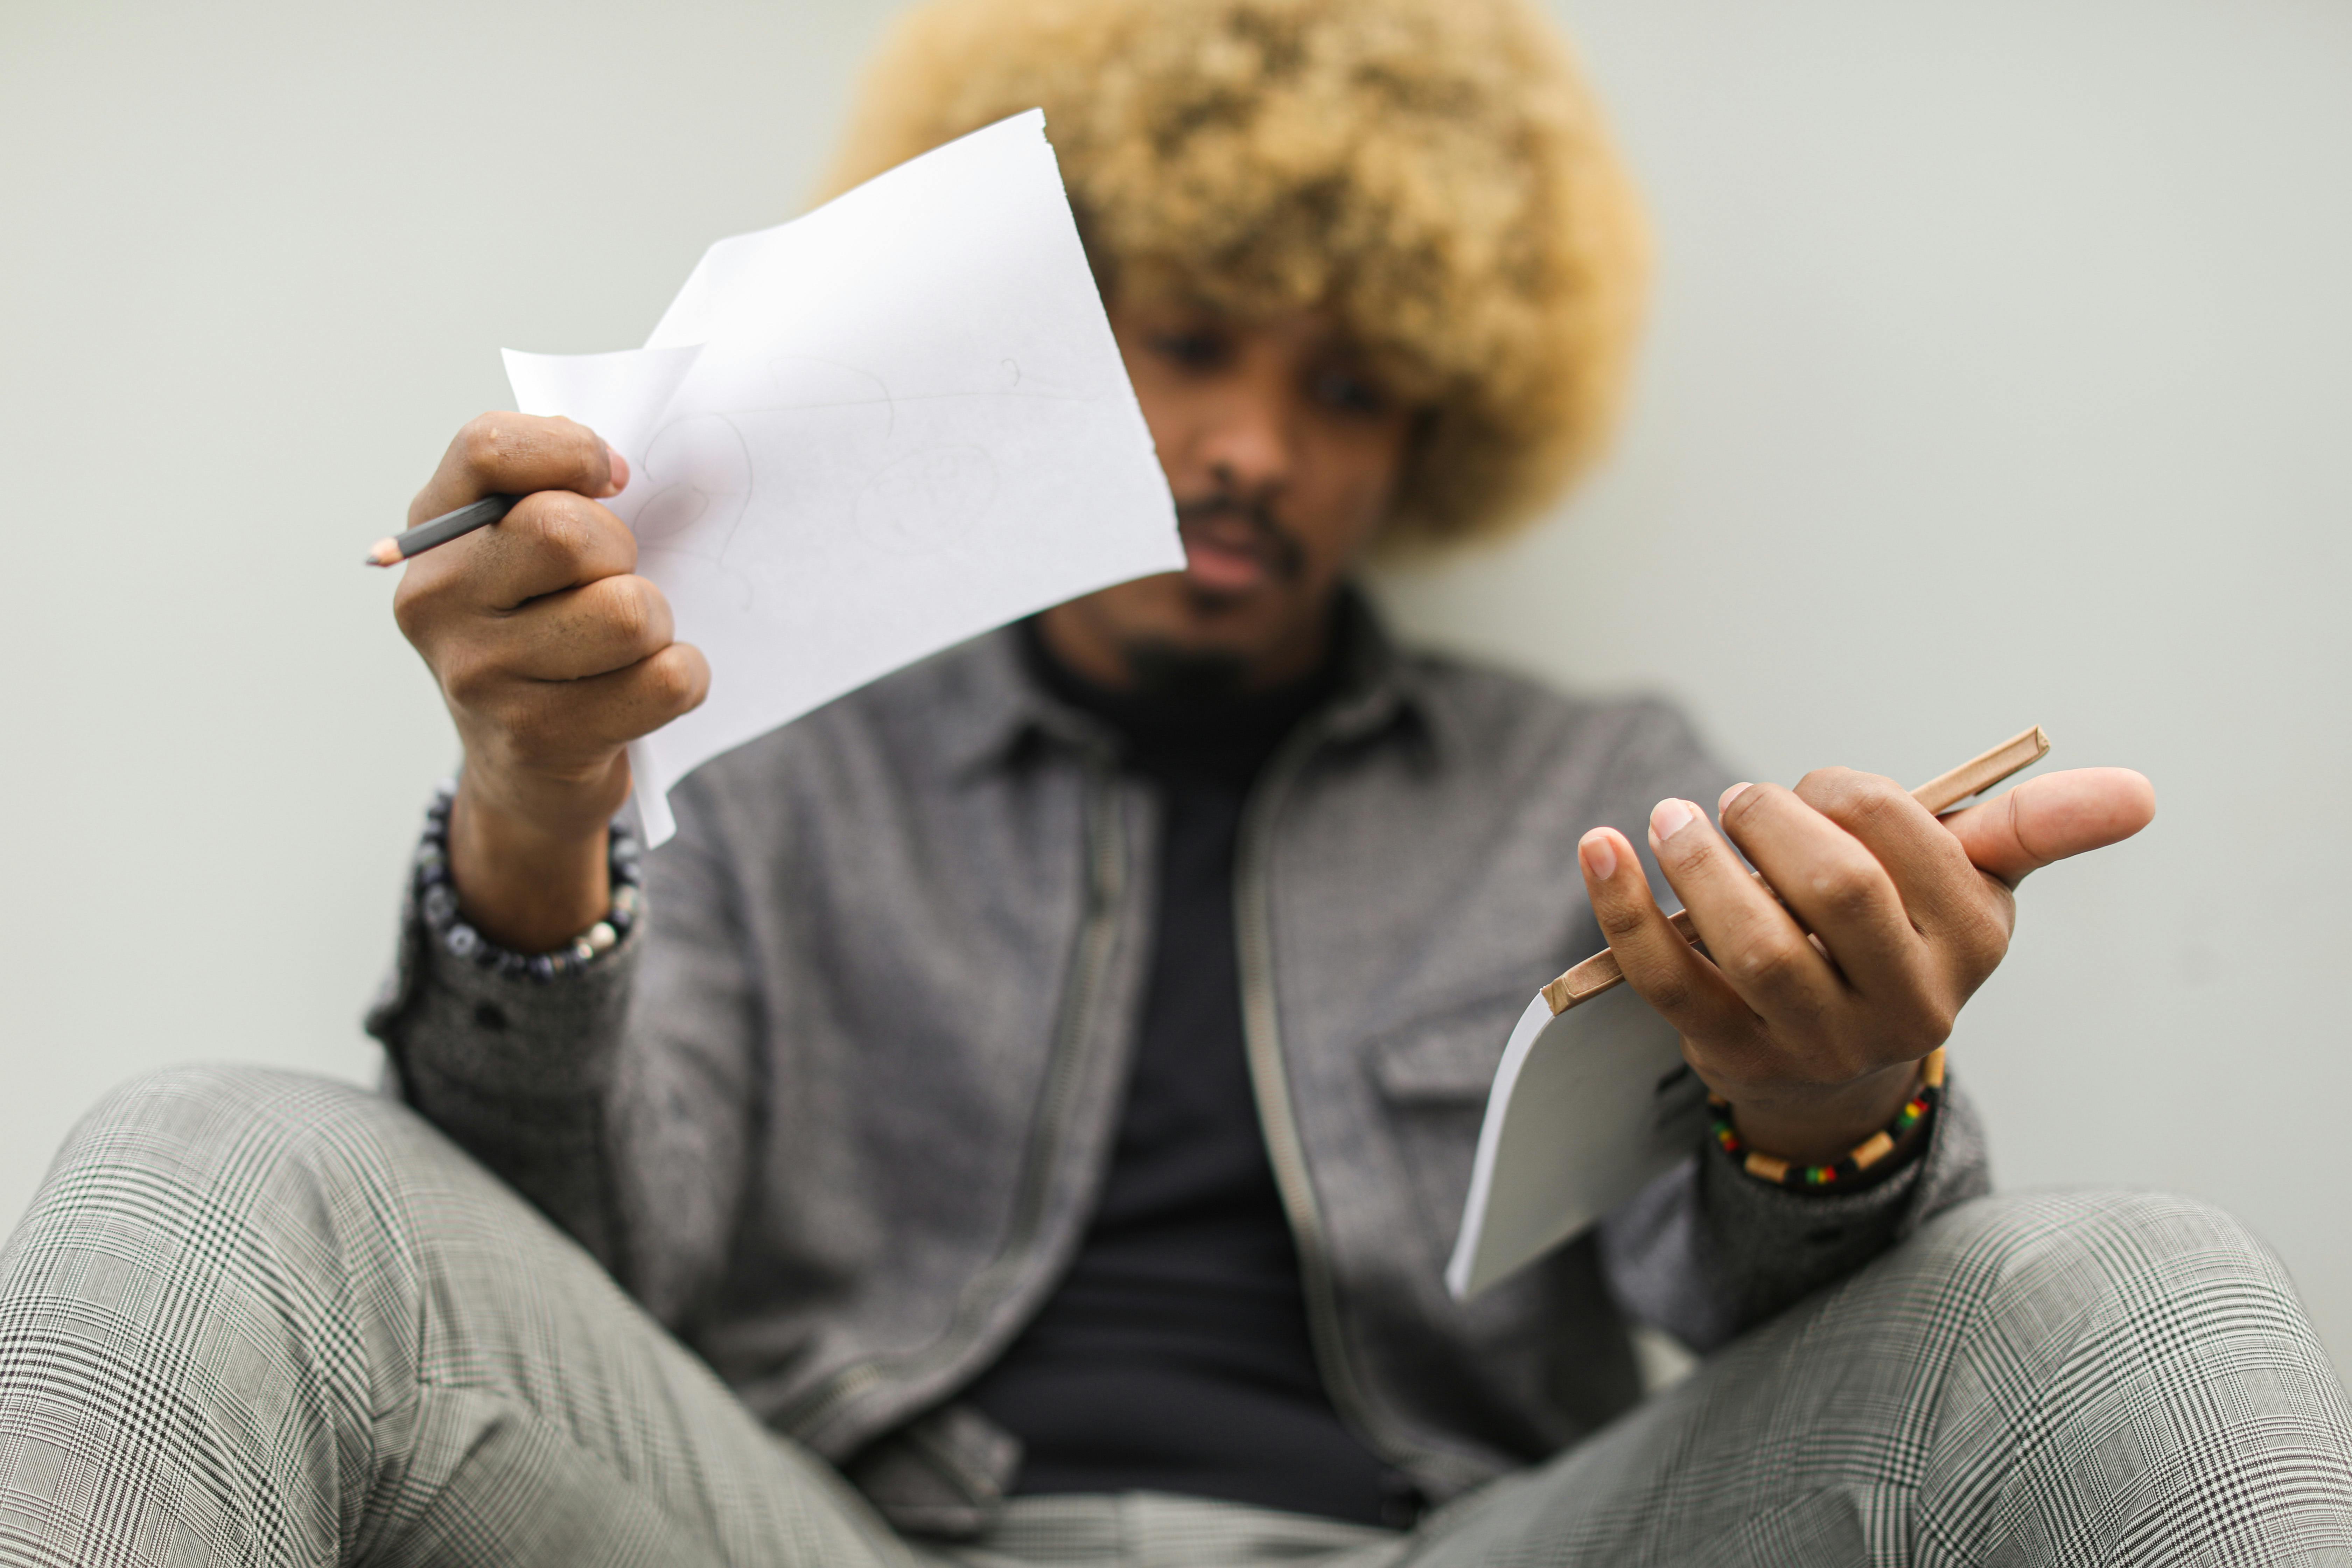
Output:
[604, 445, 630, 496]
[1650, 798, 1700, 842]
[1579, 827, 1618, 882]
[1718, 782, 1752, 814]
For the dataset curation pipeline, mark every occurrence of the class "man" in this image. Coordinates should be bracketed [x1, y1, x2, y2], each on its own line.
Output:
[2, 0, 2347, 1562]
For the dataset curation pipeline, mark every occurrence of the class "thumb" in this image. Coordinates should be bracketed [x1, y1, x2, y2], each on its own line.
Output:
[1943, 767, 2156, 887]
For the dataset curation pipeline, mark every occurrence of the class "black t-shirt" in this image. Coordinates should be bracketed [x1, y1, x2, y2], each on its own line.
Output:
[961, 621, 1403, 1526]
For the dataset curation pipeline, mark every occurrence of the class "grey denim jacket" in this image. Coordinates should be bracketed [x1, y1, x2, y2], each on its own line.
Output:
[368, 603, 1988, 1534]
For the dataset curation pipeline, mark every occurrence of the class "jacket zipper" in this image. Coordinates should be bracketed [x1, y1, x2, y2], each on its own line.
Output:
[1236, 724, 1485, 1496]
[777, 755, 1128, 1445]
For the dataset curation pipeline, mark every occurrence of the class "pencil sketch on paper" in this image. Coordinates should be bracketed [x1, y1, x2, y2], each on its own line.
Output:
[630, 412, 752, 558]
[501, 109, 1183, 846]
[618, 358, 1016, 613]
[857, 444, 1000, 556]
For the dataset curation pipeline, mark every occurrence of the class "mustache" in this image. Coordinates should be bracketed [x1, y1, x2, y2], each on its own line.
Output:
[1174, 492, 1307, 583]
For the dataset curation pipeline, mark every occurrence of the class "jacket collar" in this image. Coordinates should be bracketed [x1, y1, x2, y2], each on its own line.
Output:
[930, 584, 1440, 780]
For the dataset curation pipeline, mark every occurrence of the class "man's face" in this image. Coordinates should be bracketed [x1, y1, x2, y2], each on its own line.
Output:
[1035, 299, 1418, 690]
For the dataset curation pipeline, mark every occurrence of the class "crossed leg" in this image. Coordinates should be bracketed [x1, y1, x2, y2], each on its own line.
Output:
[1406, 1190, 2352, 1566]
[0, 1067, 922, 1568]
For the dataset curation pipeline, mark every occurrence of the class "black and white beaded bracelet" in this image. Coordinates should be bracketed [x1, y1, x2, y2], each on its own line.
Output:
[411, 782, 643, 983]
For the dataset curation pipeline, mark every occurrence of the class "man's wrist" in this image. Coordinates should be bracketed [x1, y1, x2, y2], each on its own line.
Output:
[1724, 1060, 1927, 1168]
[414, 783, 640, 981]
[1711, 1052, 1945, 1192]
[448, 776, 614, 952]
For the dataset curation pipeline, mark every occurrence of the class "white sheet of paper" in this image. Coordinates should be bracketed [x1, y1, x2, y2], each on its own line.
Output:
[502, 111, 1182, 843]
[1444, 983, 1710, 1300]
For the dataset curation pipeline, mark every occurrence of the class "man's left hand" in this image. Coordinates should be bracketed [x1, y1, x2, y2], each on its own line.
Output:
[1577, 766, 2157, 1165]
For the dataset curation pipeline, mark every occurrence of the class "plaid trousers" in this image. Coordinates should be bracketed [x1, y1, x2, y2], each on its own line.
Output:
[2, 1069, 2347, 1567]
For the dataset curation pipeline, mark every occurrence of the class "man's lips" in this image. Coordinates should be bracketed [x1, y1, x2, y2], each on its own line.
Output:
[1178, 514, 1275, 593]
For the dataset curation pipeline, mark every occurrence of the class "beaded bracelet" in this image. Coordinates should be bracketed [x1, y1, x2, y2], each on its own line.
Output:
[1708, 1048, 1945, 1191]
[411, 782, 643, 983]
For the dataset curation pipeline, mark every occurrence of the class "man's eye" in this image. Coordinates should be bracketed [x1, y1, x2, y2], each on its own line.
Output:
[1311, 369, 1392, 416]
[1151, 331, 1228, 368]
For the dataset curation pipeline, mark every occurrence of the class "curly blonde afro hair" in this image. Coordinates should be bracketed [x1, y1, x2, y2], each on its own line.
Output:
[818, 0, 1649, 548]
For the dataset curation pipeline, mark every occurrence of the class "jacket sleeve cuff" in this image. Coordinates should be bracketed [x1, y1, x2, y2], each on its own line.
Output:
[365, 789, 643, 1103]
[1694, 1074, 1992, 1328]
[1599, 1075, 1991, 1351]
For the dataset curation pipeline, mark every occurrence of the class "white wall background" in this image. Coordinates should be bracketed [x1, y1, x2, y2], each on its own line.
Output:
[4, 0, 2346, 1379]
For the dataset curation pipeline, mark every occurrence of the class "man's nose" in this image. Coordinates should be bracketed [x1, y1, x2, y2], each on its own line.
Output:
[1195, 375, 1298, 498]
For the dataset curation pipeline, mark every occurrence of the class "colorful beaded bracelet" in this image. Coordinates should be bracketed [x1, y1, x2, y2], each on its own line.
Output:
[411, 782, 642, 983]
[1708, 1047, 1946, 1191]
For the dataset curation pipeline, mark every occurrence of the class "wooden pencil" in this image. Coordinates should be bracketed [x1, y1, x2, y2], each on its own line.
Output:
[364, 493, 519, 567]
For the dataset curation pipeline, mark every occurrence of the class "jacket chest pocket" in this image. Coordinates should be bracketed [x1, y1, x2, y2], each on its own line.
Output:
[1366, 1003, 1523, 1250]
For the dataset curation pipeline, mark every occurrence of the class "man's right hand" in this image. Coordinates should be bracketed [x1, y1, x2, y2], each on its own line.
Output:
[393, 413, 710, 951]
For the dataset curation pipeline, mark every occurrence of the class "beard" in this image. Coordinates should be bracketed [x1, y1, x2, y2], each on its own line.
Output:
[1120, 639, 1254, 699]
[1106, 490, 1310, 696]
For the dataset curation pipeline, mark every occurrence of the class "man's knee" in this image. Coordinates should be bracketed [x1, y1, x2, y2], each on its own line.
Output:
[59, 1063, 400, 1174]
[12, 1065, 425, 1262]
[82, 1062, 389, 1130]
[1888, 1190, 2331, 1386]
[1851, 1197, 2352, 1554]
[1912, 1189, 2292, 1302]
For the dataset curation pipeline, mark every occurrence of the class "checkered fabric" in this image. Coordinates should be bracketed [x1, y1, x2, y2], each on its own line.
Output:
[4, 1069, 2348, 1567]
[0, 1069, 922, 1568]
[1403, 1189, 2352, 1565]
